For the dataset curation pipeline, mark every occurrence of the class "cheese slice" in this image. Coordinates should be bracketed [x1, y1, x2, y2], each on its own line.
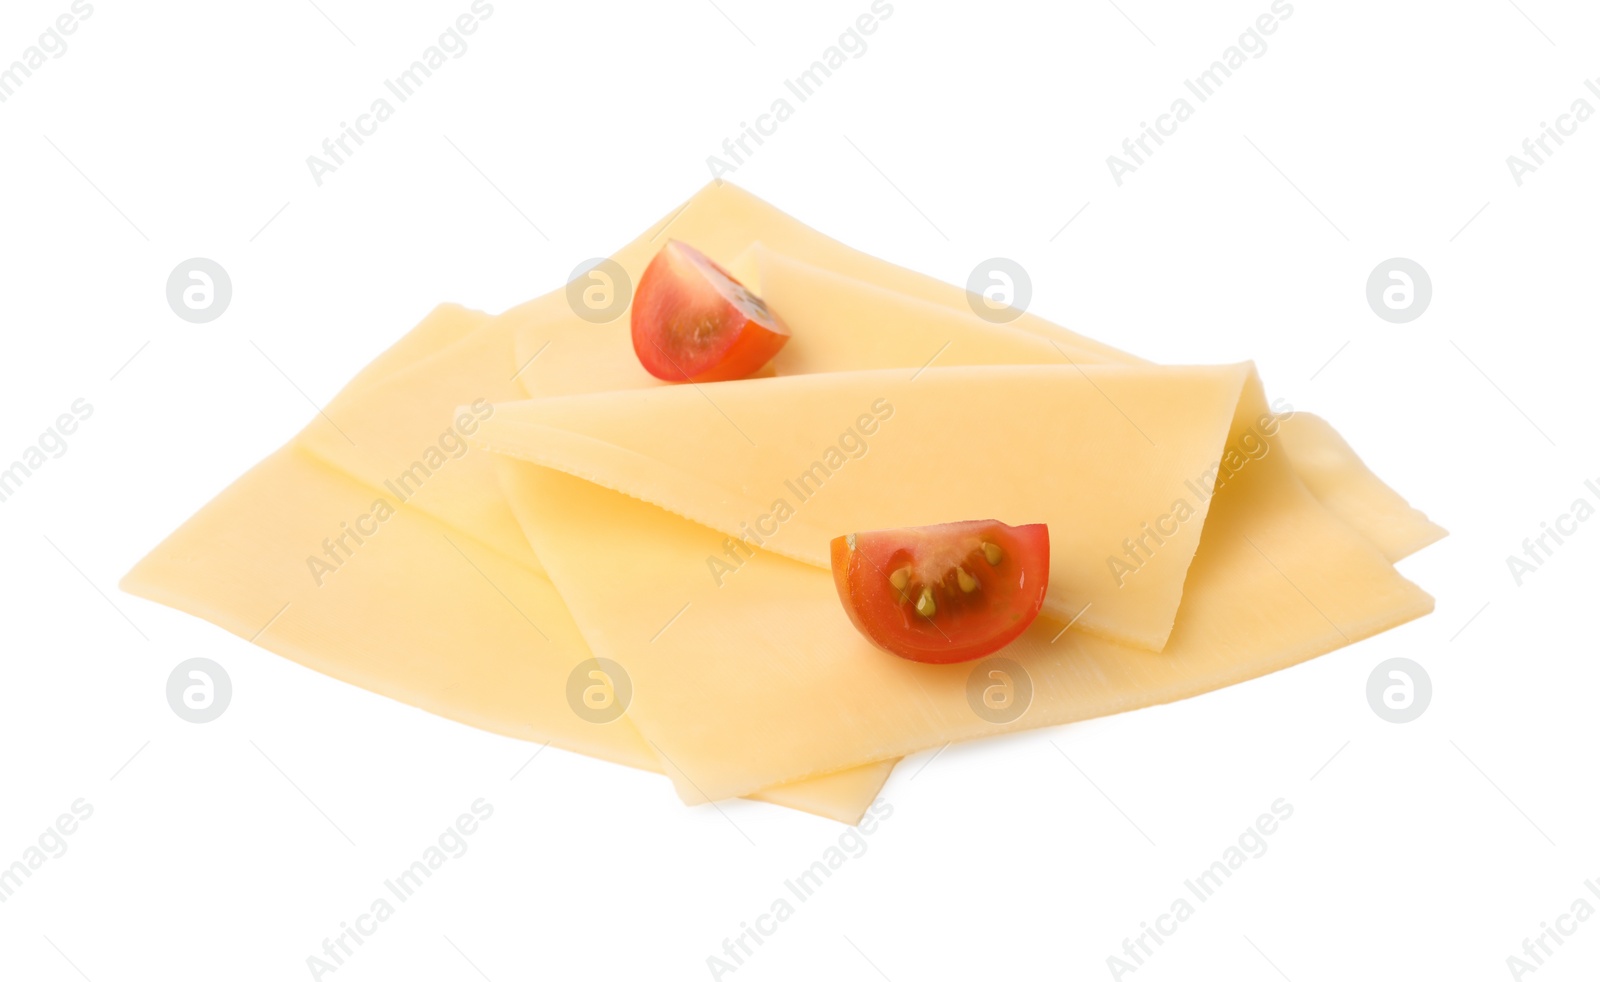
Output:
[1272, 413, 1446, 562]
[470, 178, 1442, 800]
[125, 441, 654, 766]
[476, 362, 1257, 652]
[758, 250, 1117, 373]
[123, 179, 1442, 820]
[751, 249, 1447, 562]
[121, 302, 895, 823]
[490, 369, 1435, 802]
[294, 309, 545, 572]
[502, 193, 1443, 569]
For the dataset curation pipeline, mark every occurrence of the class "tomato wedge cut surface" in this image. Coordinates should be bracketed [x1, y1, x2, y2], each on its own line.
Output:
[631, 240, 790, 382]
[830, 520, 1050, 664]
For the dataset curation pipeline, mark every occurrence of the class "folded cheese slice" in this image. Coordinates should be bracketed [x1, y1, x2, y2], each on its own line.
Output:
[121, 302, 895, 823]
[478, 253, 1441, 655]
[471, 182, 1442, 804]
[489, 368, 1436, 802]
[504, 218, 1443, 569]
[476, 362, 1256, 652]
[750, 249, 1447, 562]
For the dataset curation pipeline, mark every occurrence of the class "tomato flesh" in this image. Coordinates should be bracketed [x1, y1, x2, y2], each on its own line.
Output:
[631, 240, 790, 382]
[830, 520, 1049, 664]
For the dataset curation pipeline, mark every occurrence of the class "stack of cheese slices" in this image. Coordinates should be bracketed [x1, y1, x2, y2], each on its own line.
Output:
[124, 183, 1444, 823]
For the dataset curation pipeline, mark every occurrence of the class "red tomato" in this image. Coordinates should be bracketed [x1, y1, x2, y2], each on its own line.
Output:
[830, 520, 1050, 664]
[631, 240, 790, 382]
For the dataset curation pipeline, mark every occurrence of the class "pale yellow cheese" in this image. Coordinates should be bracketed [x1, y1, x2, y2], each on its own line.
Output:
[123, 179, 1443, 821]
[502, 190, 1443, 567]
[472, 182, 1441, 801]
[125, 441, 655, 766]
[757, 250, 1117, 373]
[753, 248, 1447, 561]
[476, 362, 1256, 652]
[122, 302, 895, 824]
[483, 186, 1440, 809]
[295, 310, 544, 572]
[491, 369, 1435, 802]
[1272, 413, 1447, 562]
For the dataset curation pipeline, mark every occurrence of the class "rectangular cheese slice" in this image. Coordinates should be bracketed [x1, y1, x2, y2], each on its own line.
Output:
[502, 203, 1443, 570]
[475, 183, 1438, 802]
[493, 374, 1435, 801]
[121, 302, 896, 823]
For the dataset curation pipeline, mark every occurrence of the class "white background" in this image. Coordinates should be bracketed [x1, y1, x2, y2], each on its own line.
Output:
[1, 0, 1597, 979]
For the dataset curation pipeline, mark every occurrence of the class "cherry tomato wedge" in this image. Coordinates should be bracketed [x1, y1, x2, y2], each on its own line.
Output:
[631, 240, 790, 382]
[830, 520, 1049, 664]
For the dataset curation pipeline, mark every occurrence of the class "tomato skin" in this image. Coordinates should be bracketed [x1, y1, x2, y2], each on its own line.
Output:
[830, 520, 1050, 664]
[631, 241, 790, 383]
